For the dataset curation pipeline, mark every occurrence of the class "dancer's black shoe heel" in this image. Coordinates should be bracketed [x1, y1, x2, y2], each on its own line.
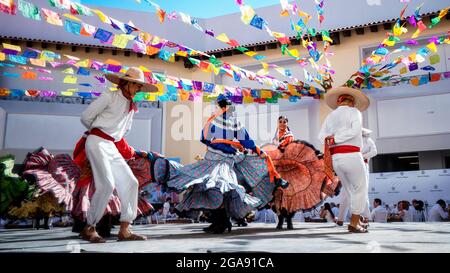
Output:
[275, 178, 289, 189]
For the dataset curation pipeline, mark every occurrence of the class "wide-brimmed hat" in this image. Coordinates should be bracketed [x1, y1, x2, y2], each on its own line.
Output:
[105, 67, 158, 93]
[362, 128, 372, 136]
[324, 86, 370, 112]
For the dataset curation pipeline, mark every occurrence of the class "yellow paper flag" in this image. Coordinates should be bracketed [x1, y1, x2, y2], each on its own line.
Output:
[240, 5, 255, 24]
[426, 42, 437, 53]
[3, 43, 21, 52]
[244, 51, 258, 57]
[112, 34, 132, 49]
[63, 13, 82, 22]
[30, 58, 46, 67]
[412, 29, 421, 39]
[75, 59, 90, 68]
[243, 96, 254, 104]
[261, 90, 272, 99]
[216, 33, 230, 43]
[62, 67, 75, 74]
[63, 75, 78, 84]
[399, 66, 408, 74]
[139, 66, 151, 72]
[92, 9, 111, 23]
[0, 52, 5, 61]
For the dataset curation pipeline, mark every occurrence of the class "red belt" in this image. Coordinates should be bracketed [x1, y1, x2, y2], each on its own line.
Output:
[330, 145, 360, 155]
[89, 128, 115, 142]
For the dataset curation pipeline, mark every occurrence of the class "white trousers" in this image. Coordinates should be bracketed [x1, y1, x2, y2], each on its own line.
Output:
[362, 163, 371, 218]
[85, 135, 139, 225]
[333, 153, 367, 218]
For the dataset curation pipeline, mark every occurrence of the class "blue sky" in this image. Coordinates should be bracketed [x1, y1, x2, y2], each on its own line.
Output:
[80, 0, 280, 18]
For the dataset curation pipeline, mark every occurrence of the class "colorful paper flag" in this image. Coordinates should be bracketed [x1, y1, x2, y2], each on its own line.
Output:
[63, 75, 78, 84]
[429, 54, 440, 65]
[18, 0, 41, 20]
[64, 19, 82, 35]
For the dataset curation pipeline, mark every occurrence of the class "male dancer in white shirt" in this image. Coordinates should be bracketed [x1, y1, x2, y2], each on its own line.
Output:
[319, 86, 370, 233]
[79, 67, 157, 243]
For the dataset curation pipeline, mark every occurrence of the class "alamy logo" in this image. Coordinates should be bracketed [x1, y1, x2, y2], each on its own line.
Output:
[412, 186, 416, 190]
[392, 186, 396, 191]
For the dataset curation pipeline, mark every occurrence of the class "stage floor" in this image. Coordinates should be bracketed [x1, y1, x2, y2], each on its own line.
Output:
[1, 222, 449, 253]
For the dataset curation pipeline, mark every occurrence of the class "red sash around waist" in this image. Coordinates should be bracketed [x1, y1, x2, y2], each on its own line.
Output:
[329, 145, 360, 155]
[73, 128, 135, 169]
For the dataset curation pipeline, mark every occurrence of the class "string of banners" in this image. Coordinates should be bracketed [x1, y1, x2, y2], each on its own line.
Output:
[0, 44, 318, 103]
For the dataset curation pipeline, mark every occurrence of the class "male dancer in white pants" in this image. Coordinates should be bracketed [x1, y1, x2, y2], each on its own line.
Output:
[334, 128, 377, 225]
[319, 86, 370, 233]
[361, 128, 377, 223]
[79, 67, 157, 243]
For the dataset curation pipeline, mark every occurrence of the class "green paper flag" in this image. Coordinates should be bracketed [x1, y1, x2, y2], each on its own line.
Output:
[18, 0, 41, 21]
[236, 46, 249, 53]
[307, 28, 316, 36]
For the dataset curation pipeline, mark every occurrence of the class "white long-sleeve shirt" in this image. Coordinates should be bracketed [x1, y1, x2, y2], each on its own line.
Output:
[81, 90, 135, 142]
[362, 135, 377, 161]
[428, 204, 449, 222]
[318, 106, 363, 150]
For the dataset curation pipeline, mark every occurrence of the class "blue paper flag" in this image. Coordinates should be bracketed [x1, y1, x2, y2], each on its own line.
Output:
[253, 55, 266, 60]
[421, 65, 435, 71]
[77, 67, 90, 76]
[374, 47, 389, 56]
[64, 19, 82, 35]
[250, 89, 260, 98]
[22, 49, 39, 59]
[11, 89, 25, 96]
[77, 92, 92, 98]
[8, 55, 27, 64]
[233, 71, 241, 82]
[289, 96, 299, 102]
[250, 15, 265, 30]
[94, 28, 113, 43]
[3, 72, 20, 78]
[203, 83, 215, 93]
[166, 85, 178, 94]
[419, 75, 429, 85]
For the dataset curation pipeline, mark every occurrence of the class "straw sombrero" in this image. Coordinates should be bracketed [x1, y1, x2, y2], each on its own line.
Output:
[105, 67, 158, 93]
[324, 86, 370, 112]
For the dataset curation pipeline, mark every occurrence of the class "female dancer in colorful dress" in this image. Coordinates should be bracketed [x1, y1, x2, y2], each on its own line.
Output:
[160, 94, 288, 234]
[263, 116, 341, 229]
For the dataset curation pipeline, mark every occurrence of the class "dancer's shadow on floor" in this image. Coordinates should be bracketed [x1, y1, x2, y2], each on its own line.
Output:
[151, 225, 348, 240]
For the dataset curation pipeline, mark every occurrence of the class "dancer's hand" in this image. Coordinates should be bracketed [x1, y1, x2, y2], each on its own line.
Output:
[138, 151, 148, 158]
[259, 152, 267, 159]
[325, 135, 335, 145]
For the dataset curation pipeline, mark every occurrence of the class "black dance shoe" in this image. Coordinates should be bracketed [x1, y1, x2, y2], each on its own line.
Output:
[275, 178, 289, 189]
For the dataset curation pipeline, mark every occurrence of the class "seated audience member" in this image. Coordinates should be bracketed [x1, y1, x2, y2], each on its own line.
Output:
[370, 198, 388, 223]
[397, 201, 414, 222]
[412, 200, 427, 222]
[428, 200, 450, 222]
